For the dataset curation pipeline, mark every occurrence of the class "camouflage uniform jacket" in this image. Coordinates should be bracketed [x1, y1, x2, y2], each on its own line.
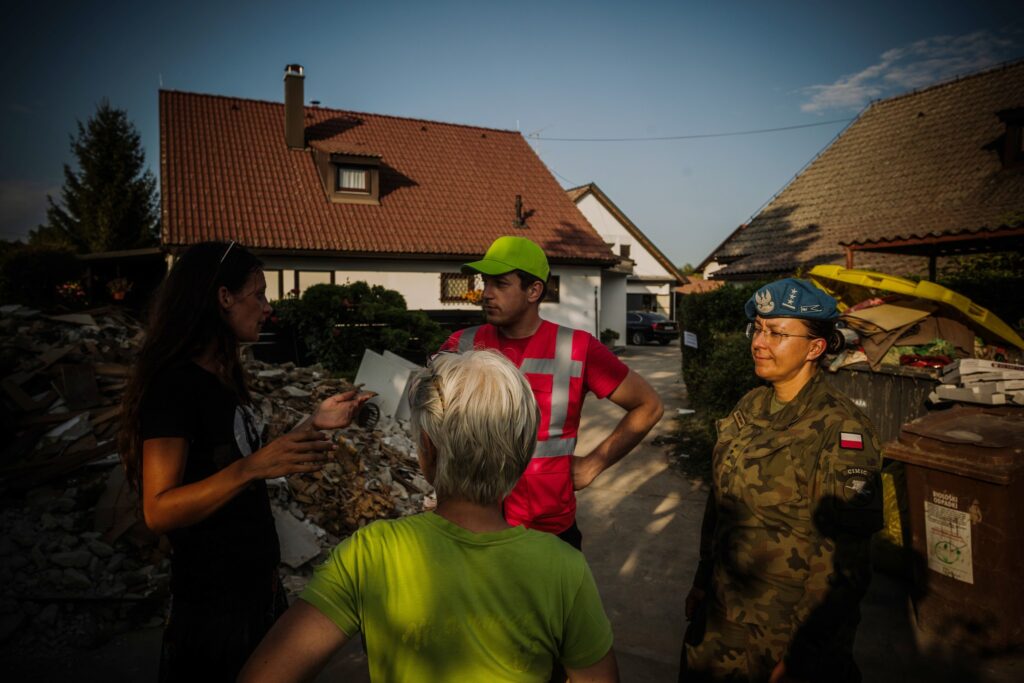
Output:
[693, 372, 883, 677]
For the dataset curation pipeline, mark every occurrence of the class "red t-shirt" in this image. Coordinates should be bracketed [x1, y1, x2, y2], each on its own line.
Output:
[441, 321, 630, 532]
[485, 330, 628, 400]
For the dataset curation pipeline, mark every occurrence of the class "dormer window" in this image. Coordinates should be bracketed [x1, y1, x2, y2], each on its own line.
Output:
[311, 146, 381, 205]
[336, 165, 371, 193]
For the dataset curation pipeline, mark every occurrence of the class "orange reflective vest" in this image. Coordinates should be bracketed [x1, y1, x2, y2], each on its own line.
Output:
[457, 321, 587, 534]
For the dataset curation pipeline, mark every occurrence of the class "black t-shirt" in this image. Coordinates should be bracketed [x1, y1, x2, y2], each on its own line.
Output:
[140, 361, 280, 602]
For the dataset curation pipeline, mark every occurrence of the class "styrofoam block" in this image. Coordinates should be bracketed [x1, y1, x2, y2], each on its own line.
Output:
[354, 349, 419, 421]
[383, 350, 420, 370]
[382, 351, 423, 421]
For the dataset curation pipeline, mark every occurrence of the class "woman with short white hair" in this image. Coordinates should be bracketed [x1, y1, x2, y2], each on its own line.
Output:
[241, 350, 619, 683]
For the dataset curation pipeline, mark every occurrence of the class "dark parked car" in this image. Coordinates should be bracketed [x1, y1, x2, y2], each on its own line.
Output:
[626, 311, 678, 345]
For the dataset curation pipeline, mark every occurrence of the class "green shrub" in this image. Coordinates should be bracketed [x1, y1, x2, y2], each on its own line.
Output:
[673, 413, 717, 480]
[676, 282, 767, 475]
[0, 246, 84, 308]
[274, 282, 446, 375]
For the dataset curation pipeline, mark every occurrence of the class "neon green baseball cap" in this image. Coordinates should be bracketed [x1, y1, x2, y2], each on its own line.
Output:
[462, 236, 550, 281]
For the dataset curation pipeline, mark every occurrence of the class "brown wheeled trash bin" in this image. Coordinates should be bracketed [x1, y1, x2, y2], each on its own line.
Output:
[884, 405, 1024, 651]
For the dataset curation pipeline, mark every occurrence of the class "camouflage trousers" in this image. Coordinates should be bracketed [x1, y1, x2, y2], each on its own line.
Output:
[680, 602, 791, 683]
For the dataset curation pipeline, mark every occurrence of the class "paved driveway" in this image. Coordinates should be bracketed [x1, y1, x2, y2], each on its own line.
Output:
[575, 340, 698, 681]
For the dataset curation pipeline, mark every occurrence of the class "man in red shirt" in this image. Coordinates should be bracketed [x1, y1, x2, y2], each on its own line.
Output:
[442, 236, 664, 549]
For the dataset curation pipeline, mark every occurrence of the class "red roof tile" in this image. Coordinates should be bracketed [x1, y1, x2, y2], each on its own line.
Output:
[711, 60, 1024, 278]
[674, 276, 725, 295]
[160, 91, 616, 264]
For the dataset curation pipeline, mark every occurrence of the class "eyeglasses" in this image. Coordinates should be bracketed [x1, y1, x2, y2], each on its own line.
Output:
[219, 240, 236, 264]
[745, 322, 818, 345]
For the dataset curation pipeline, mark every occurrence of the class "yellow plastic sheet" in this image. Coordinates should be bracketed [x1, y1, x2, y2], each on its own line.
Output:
[809, 265, 1024, 351]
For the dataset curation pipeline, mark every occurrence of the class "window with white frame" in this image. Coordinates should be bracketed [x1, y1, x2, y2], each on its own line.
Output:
[336, 165, 371, 193]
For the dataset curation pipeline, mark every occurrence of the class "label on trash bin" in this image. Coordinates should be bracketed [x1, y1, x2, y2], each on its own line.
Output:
[924, 500, 974, 584]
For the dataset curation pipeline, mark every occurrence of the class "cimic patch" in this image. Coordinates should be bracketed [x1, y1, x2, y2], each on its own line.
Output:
[843, 473, 875, 506]
[839, 432, 863, 450]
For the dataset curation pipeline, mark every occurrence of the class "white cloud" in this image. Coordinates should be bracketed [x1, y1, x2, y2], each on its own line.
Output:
[801, 31, 1017, 114]
[0, 179, 59, 241]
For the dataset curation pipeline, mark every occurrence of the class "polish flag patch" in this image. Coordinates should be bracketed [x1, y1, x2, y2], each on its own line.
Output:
[840, 432, 864, 450]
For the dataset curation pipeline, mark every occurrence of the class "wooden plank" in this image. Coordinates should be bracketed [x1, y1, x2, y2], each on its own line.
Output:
[90, 404, 123, 426]
[57, 364, 101, 410]
[47, 313, 96, 326]
[0, 440, 118, 488]
[37, 344, 76, 370]
[93, 363, 131, 378]
[20, 410, 88, 427]
[31, 390, 59, 412]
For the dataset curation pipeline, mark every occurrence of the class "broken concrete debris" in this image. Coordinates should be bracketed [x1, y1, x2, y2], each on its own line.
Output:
[0, 304, 432, 656]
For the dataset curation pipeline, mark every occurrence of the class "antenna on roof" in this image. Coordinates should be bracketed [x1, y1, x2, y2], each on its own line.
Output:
[513, 195, 526, 229]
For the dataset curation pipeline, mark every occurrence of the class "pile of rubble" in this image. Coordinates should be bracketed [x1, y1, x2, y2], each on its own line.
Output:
[0, 304, 431, 653]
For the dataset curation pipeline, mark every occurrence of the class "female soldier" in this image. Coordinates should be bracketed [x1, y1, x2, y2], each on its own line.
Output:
[119, 241, 371, 682]
[680, 278, 883, 683]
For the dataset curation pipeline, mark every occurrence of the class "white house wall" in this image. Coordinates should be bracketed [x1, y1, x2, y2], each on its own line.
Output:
[545, 267, 602, 334]
[574, 194, 674, 280]
[627, 282, 670, 296]
[260, 256, 602, 334]
[600, 272, 627, 342]
[626, 281, 672, 317]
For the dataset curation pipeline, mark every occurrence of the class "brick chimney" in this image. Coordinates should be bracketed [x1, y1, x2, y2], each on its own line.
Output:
[284, 64, 305, 150]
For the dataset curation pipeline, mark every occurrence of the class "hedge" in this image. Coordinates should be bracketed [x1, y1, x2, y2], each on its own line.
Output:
[271, 282, 447, 375]
[676, 281, 766, 476]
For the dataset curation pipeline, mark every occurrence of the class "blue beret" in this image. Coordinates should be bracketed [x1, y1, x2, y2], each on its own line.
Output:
[744, 278, 838, 321]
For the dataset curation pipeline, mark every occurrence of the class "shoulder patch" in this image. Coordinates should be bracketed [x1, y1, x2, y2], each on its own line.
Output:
[840, 469, 876, 506]
[839, 432, 863, 450]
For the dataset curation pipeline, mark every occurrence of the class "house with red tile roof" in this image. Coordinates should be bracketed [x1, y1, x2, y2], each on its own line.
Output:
[567, 183, 683, 339]
[700, 59, 1024, 282]
[159, 65, 621, 333]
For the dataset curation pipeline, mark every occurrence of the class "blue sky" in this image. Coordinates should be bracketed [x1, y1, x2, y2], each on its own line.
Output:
[1, 0, 1021, 266]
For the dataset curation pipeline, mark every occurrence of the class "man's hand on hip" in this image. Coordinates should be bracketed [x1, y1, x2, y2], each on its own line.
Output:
[571, 454, 604, 490]
[572, 371, 664, 490]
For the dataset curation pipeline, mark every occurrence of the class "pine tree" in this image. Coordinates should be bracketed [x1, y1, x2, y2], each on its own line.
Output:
[30, 100, 158, 253]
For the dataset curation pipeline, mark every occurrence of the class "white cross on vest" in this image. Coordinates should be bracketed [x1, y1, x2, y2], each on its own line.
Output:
[458, 324, 582, 458]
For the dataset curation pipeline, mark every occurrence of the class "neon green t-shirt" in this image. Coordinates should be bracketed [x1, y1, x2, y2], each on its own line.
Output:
[300, 511, 613, 682]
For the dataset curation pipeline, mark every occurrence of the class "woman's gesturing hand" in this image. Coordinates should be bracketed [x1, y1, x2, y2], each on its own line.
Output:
[244, 430, 334, 480]
[311, 391, 376, 430]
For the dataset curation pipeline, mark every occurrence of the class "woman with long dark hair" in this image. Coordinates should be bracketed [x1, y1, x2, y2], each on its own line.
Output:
[120, 241, 370, 682]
